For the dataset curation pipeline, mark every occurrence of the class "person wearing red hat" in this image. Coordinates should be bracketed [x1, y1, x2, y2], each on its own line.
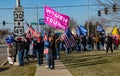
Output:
[33, 37, 43, 66]
[16, 38, 24, 66]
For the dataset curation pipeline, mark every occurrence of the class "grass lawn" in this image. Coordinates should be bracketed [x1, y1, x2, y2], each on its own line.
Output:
[61, 50, 120, 76]
[0, 60, 37, 76]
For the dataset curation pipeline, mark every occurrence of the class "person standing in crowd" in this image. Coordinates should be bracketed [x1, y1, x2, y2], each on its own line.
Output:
[32, 38, 37, 60]
[12, 41, 18, 62]
[16, 38, 24, 66]
[7, 44, 16, 64]
[81, 36, 87, 51]
[44, 34, 50, 68]
[99, 35, 105, 50]
[55, 37, 60, 59]
[106, 34, 113, 53]
[74, 35, 81, 52]
[34, 37, 42, 66]
[48, 35, 55, 69]
[95, 36, 100, 50]
[28, 38, 34, 58]
[40, 37, 44, 64]
[87, 36, 92, 51]
[113, 36, 119, 50]
[23, 38, 30, 63]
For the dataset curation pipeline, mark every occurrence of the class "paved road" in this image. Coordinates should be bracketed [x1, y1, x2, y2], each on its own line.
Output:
[0, 44, 7, 65]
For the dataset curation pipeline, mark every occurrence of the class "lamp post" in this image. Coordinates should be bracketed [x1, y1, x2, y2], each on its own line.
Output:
[36, 5, 39, 32]
[87, 0, 89, 36]
[28, 4, 39, 32]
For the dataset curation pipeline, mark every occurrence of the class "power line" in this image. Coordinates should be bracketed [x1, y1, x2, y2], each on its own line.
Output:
[0, 4, 100, 10]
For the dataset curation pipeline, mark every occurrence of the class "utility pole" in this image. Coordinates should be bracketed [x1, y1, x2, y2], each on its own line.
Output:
[36, 5, 39, 32]
[16, 0, 20, 7]
[87, 0, 89, 36]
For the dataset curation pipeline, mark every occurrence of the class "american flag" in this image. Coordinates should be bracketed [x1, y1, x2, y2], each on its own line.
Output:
[25, 21, 40, 38]
[61, 28, 77, 48]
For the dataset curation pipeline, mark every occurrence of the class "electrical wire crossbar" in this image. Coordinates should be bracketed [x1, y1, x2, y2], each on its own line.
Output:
[0, 4, 100, 10]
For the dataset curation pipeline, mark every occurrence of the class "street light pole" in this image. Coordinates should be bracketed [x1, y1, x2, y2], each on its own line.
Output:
[36, 5, 39, 32]
[87, 0, 89, 36]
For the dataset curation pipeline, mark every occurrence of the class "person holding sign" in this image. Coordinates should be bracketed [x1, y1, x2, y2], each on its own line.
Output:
[7, 44, 16, 65]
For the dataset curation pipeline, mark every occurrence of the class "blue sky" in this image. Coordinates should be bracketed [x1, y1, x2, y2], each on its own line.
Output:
[0, 0, 98, 31]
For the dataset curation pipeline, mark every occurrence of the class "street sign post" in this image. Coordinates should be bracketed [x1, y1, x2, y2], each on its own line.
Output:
[14, 6, 24, 40]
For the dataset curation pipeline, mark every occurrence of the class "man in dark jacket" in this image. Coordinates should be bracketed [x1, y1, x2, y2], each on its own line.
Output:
[24, 38, 30, 62]
[34, 37, 43, 66]
[48, 35, 55, 69]
[16, 38, 24, 66]
[106, 34, 113, 53]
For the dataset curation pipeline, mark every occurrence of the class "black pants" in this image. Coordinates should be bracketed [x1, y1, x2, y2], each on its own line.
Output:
[48, 50, 55, 69]
[106, 45, 113, 53]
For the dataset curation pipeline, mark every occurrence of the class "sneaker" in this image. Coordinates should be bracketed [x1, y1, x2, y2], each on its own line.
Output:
[37, 64, 40, 67]
[45, 65, 49, 68]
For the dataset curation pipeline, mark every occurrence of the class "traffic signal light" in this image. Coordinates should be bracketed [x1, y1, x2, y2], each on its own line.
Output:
[113, 4, 117, 12]
[98, 10, 101, 16]
[3, 21, 5, 26]
[104, 7, 108, 14]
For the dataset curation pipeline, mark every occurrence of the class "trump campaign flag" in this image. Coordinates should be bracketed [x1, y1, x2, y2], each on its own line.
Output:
[44, 6, 70, 30]
[61, 28, 77, 48]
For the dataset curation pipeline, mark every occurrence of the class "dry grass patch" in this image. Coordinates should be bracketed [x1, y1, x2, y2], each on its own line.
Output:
[61, 51, 120, 76]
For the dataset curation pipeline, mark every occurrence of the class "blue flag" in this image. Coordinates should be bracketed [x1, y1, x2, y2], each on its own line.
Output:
[76, 25, 87, 36]
[97, 25, 106, 35]
[5, 35, 14, 44]
[65, 28, 72, 38]
[97, 25, 104, 32]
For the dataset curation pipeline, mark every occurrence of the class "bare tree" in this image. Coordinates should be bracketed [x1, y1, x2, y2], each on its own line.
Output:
[93, 0, 120, 24]
[68, 18, 78, 27]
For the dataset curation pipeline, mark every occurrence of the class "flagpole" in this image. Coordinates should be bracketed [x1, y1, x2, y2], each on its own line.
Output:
[87, 0, 89, 36]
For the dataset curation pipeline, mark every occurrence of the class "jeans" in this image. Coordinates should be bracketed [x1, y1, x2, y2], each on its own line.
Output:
[63, 45, 69, 53]
[45, 54, 49, 66]
[18, 50, 24, 66]
[36, 50, 41, 65]
[24, 49, 29, 62]
[56, 48, 60, 59]
[48, 49, 55, 69]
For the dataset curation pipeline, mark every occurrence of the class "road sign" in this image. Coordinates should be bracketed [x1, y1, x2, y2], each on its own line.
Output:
[14, 6, 24, 40]
[31, 22, 37, 25]
[14, 21, 23, 27]
[14, 27, 24, 36]
[14, 7, 24, 21]
[14, 11, 24, 21]
[39, 18, 45, 25]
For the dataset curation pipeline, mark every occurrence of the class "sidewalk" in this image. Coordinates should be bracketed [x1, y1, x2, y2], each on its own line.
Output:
[35, 60, 73, 76]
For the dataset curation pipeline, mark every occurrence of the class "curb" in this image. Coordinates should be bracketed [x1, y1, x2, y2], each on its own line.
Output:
[1, 59, 8, 66]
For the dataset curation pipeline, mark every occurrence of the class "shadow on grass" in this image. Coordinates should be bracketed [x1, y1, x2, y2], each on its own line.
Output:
[67, 59, 110, 68]
[61, 53, 114, 68]
[0, 67, 9, 72]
